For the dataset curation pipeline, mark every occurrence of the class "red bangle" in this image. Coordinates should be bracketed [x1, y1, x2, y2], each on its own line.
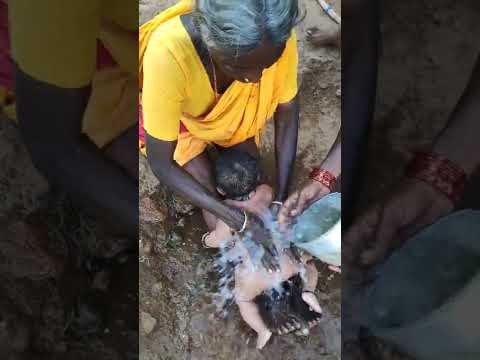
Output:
[406, 151, 466, 204]
[309, 167, 336, 192]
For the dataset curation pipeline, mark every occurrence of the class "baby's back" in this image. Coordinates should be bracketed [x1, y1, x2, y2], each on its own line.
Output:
[235, 254, 304, 301]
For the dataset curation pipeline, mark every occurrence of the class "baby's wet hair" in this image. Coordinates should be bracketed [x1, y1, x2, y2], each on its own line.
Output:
[214, 149, 259, 199]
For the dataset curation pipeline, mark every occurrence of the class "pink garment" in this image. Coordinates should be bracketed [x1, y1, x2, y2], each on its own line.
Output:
[139, 102, 145, 143]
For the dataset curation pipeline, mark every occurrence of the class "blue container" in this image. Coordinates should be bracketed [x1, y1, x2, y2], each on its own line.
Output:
[292, 192, 341, 267]
[364, 210, 480, 359]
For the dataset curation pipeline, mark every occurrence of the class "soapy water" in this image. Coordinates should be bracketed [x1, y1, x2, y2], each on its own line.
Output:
[212, 210, 308, 317]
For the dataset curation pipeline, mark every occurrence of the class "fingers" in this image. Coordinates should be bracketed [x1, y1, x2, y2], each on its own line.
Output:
[278, 191, 299, 225]
[343, 205, 380, 265]
[290, 191, 311, 217]
[290, 246, 302, 263]
[359, 204, 397, 266]
[262, 248, 280, 273]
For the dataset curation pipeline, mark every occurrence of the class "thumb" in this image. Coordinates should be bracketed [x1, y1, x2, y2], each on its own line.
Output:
[360, 205, 398, 266]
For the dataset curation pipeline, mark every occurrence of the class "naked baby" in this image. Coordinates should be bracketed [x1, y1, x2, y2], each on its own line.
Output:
[202, 149, 322, 349]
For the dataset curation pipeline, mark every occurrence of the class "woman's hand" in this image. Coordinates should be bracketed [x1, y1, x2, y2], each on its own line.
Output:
[278, 180, 331, 225]
[243, 213, 280, 273]
[344, 179, 454, 267]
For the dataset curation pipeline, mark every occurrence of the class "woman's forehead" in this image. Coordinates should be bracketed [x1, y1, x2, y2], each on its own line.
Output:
[215, 41, 286, 68]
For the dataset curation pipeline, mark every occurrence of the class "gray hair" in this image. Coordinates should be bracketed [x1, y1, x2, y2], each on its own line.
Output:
[193, 0, 300, 55]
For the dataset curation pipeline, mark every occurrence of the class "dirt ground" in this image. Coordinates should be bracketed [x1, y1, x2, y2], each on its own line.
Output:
[351, 0, 480, 358]
[138, 0, 341, 359]
[359, 0, 480, 207]
[1, 0, 476, 359]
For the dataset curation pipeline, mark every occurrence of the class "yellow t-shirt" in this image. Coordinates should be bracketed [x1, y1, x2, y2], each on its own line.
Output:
[142, 16, 298, 142]
[8, 0, 137, 89]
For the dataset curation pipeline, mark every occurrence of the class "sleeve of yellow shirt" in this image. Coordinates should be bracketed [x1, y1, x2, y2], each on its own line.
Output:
[142, 33, 186, 142]
[279, 31, 299, 104]
[8, 0, 101, 89]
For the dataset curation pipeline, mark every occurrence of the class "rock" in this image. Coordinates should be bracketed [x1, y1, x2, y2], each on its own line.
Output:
[152, 283, 163, 294]
[141, 312, 157, 335]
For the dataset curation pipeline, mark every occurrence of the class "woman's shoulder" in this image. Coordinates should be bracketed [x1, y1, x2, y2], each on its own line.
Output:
[147, 16, 195, 65]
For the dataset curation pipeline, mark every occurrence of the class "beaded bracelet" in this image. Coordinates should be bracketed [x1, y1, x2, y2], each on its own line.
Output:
[406, 151, 466, 204]
[309, 167, 337, 193]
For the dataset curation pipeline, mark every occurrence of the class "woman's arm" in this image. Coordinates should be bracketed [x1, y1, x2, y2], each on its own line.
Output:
[344, 54, 480, 267]
[146, 135, 281, 271]
[320, 128, 341, 179]
[145, 135, 245, 231]
[273, 95, 300, 202]
[278, 130, 341, 223]
[342, 0, 380, 226]
[432, 55, 480, 175]
[15, 69, 138, 238]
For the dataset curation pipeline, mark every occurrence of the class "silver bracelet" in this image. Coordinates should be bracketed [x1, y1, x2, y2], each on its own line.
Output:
[271, 201, 283, 206]
[238, 211, 248, 233]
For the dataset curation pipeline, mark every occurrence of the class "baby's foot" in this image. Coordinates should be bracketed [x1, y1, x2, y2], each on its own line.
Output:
[302, 291, 322, 314]
[256, 330, 272, 350]
[328, 265, 341, 273]
[277, 314, 303, 335]
[306, 26, 340, 47]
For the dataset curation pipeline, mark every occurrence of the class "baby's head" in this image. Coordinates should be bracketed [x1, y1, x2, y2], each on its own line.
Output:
[214, 149, 260, 200]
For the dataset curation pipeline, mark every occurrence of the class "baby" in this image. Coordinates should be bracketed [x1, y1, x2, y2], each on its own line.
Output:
[203, 149, 322, 349]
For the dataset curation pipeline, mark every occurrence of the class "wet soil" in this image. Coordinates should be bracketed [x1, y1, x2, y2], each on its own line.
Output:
[139, 0, 341, 359]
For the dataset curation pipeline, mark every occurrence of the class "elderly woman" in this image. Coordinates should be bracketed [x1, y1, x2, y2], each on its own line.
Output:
[139, 0, 301, 270]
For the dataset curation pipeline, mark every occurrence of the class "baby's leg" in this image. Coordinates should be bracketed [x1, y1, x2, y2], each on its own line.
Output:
[202, 221, 233, 248]
[302, 261, 322, 315]
[237, 299, 272, 349]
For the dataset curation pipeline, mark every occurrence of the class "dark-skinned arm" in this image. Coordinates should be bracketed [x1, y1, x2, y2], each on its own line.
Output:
[146, 134, 280, 271]
[274, 95, 300, 202]
[342, 0, 380, 226]
[15, 68, 138, 238]
[145, 134, 245, 230]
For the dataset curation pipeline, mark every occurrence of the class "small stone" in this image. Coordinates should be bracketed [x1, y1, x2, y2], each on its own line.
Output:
[152, 282, 163, 293]
[141, 312, 157, 335]
[320, 83, 328, 90]
[336, 88, 341, 97]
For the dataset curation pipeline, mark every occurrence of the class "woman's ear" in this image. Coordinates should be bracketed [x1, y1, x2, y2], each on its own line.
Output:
[216, 186, 226, 196]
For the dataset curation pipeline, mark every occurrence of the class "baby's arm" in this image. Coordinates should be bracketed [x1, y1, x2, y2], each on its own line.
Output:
[301, 258, 322, 315]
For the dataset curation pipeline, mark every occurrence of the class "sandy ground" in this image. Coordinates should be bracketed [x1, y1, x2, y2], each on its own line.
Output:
[138, 0, 341, 359]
